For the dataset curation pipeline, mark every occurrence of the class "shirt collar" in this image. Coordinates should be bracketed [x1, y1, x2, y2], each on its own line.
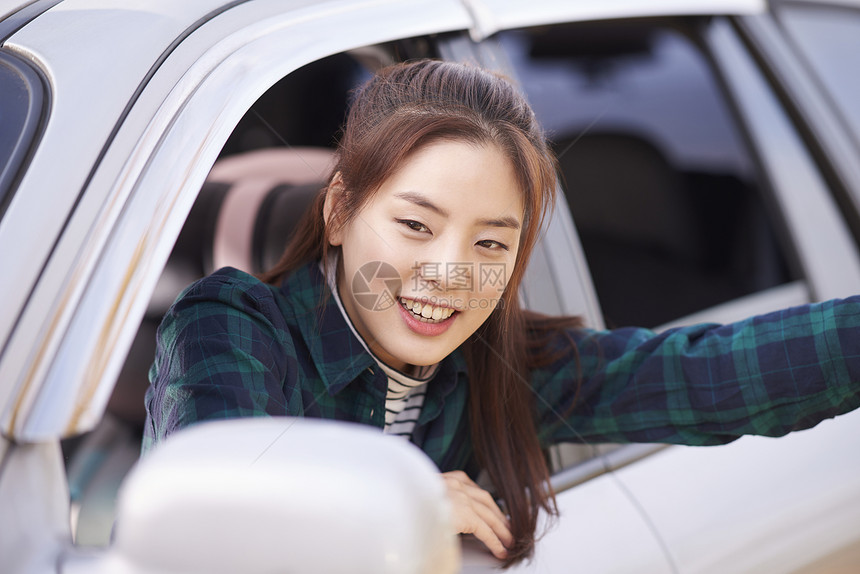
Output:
[277, 258, 469, 401]
[278, 259, 376, 395]
[418, 347, 467, 425]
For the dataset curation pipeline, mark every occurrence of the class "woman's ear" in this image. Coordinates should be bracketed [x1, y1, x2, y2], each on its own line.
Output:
[323, 172, 345, 246]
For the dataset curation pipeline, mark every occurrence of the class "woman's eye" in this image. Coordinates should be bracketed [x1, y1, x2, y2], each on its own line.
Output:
[477, 239, 509, 251]
[398, 219, 430, 233]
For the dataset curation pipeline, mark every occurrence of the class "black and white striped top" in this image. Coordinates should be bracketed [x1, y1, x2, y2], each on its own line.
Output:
[377, 362, 437, 437]
[324, 255, 439, 439]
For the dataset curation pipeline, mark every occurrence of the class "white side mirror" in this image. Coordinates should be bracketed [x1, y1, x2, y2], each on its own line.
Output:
[65, 418, 460, 574]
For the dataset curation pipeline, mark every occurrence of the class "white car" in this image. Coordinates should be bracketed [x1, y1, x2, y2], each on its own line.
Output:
[2, 1, 860, 572]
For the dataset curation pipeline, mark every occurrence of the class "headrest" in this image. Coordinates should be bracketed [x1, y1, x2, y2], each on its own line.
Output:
[148, 147, 334, 315]
[555, 132, 700, 259]
[207, 147, 336, 273]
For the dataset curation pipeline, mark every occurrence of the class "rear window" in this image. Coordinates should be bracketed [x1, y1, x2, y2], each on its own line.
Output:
[499, 20, 796, 328]
[0, 49, 45, 222]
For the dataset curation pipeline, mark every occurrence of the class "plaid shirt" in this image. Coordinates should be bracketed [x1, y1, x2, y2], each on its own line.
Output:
[143, 262, 860, 473]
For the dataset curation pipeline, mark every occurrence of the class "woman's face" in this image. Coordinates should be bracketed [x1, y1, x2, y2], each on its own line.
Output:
[328, 140, 523, 372]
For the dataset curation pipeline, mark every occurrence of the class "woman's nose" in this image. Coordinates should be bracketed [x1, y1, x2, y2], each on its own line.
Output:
[414, 246, 474, 293]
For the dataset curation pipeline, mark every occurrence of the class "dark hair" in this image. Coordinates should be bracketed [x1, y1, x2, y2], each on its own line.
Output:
[261, 59, 581, 565]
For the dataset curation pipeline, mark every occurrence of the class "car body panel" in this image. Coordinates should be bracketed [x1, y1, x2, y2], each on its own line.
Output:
[0, 1, 62, 41]
[0, 441, 69, 574]
[467, 408, 860, 573]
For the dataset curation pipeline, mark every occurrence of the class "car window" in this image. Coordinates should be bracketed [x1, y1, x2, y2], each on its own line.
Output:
[497, 20, 796, 329]
[776, 3, 860, 158]
[0, 49, 44, 222]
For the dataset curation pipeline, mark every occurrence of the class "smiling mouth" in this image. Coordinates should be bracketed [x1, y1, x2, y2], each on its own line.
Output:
[399, 297, 457, 323]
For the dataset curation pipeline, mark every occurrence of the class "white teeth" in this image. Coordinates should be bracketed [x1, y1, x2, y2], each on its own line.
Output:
[399, 298, 456, 323]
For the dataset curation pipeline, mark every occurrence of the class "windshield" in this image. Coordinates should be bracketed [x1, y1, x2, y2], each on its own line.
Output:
[0, 49, 45, 222]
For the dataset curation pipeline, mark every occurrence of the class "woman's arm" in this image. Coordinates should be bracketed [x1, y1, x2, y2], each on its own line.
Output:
[143, 269, 295, 453]
[533, 296, 860, 447]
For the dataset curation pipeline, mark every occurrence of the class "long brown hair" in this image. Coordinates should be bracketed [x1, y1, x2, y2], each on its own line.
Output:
[261, 60, 580, 565]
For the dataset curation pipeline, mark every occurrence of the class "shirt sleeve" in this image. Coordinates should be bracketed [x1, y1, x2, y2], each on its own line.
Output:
[143, 270, 295, 453]
[533, 296, 860, 447]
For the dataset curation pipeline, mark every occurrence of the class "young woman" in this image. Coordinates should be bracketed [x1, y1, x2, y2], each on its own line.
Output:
[144, 59, 860, 566]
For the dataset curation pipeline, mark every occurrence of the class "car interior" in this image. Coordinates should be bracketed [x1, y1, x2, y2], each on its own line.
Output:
[63, 18, 802, 547]
[500, 19, 797, 329]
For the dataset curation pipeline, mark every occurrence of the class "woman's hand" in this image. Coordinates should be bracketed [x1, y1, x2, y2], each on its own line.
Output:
[442, 470, 513, 560]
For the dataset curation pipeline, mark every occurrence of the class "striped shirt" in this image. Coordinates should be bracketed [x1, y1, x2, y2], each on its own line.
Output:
[379, 364, 429, 437]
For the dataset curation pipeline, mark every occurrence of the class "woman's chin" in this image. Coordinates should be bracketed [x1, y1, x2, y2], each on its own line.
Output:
[376, 335, 459, 370]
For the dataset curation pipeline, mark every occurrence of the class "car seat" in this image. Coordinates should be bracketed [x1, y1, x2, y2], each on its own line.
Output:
[553, 131, 773, 328]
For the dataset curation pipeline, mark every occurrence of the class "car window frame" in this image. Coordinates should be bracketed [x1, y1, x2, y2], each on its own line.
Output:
[739, 4, 860, 244]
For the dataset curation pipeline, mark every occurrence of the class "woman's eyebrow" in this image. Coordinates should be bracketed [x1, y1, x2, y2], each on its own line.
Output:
[395, 191, 448, 216]
[395, 191, 521, 230]
[479, 216, 521, 230]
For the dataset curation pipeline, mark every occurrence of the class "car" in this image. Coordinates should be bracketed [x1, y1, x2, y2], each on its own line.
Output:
[2, 0, 860, 572]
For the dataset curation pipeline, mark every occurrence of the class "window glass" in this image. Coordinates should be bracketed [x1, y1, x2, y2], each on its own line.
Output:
[0, 50, 44, 222]
[777, 5, 860, 155]
[498, 21, 794, 328]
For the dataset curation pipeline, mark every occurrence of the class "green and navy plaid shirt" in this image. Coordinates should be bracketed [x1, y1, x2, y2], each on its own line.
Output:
[143, 262, 860, 473]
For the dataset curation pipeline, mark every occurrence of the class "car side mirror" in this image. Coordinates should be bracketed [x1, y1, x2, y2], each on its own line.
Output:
[66, 418, 460, 574]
